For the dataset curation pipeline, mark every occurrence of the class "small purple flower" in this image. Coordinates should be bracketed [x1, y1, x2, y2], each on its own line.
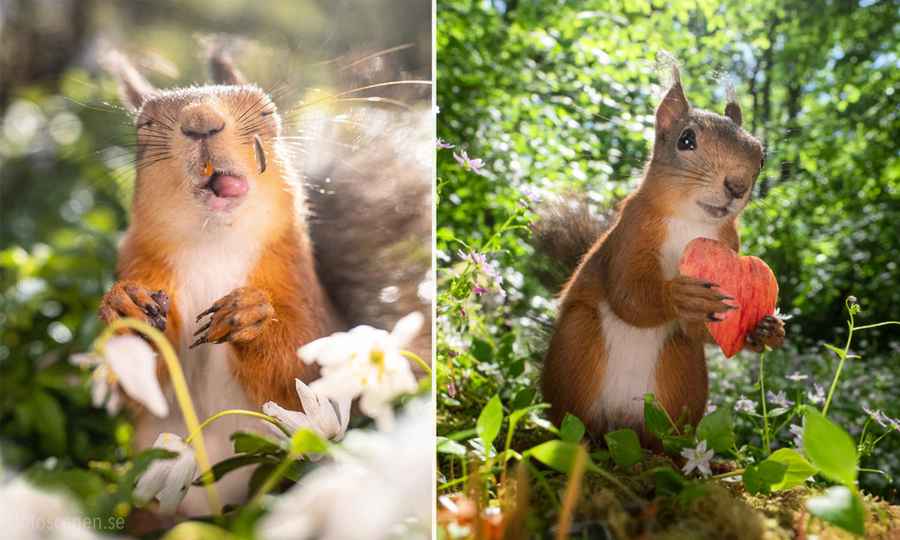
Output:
[680, 440, 714, 478]
[766, 390, 794, 409]
[863, 406, 891, 428]
[734, 396, 756, 414]
[807, 383, 825, 405]
[453, 150, 487, 176]
[520, 185, 542, 204]
[786, 372, 808, 382]
[706, 402, 717, 414]
[789, 424, 804, 450]
[436, 138, 455, 150]
[458, 250, 505, 298]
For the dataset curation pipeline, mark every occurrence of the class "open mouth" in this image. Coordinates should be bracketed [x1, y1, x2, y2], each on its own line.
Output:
[200, 170, 249, 211]
[697, 201, 730, 219]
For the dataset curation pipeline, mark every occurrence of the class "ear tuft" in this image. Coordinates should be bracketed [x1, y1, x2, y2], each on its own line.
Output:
[203, 37, 246, 85]
[99, 50, 156, 113]
[725, 101, 742, 127]
[724, 82, 742, 126]
[655, 65, 690, 132]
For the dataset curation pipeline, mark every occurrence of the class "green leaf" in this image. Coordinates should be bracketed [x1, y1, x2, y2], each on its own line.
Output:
[643, 393, 671, 438]
[767, 448, 818, 491]
[526, 440, 592, 475]
[696, 408, 734, 454]
[803, 407, 857, 486]
[560, 413, 586, 443]
[477, 394, 504, 451]
[291, 428, 328, 456]
[604, 429, 642, 468]
[806, 486, 865, 536]
[743, 460, 788, 494]
[30, 390, 67, 456]
[652, 466, 686, 496]
[193, 454, 272, 486]
[436, 437, 467, 456]
[471, 338, 493, 363]
[231, 431, 283, 455]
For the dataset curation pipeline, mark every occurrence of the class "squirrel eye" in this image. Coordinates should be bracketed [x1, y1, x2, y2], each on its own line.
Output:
[676, 128, 697, 151]
[137, 119, 154, 129]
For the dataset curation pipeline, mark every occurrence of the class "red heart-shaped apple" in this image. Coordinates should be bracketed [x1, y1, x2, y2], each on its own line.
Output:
[679, 238, 778, 357]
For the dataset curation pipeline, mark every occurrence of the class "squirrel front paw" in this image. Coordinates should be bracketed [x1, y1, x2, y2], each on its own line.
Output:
[665, 275, 735, 323]
[744, 315, 785, 352]
[99, 281, 169, 331]
[191, 287, 274, 348]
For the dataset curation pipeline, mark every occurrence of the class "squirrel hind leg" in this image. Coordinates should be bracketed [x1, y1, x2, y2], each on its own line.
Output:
[654, 332, 709, 431]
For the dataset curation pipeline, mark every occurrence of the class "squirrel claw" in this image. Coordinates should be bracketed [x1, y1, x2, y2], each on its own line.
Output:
[191, 287, 274, 347]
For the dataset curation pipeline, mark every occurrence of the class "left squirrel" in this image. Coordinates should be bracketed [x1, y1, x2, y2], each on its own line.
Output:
[97, 48, 431, 512]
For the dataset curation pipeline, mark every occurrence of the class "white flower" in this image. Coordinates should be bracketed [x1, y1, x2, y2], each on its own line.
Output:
[680, 440, 714, 478]
[134, 433, 198, 514]
[298, 313, 423, 430]
[786, 371, 808, 382]
[257, 398, 433, 540]
[263, 379, 351, 453]
[807, 383, 825, 405]
[734, 396, 756, 414]
[766, 390, 794, 409]
[71, 335, 168, 417]
[706, 402, 717, 414]
[0, 476, 104, 540]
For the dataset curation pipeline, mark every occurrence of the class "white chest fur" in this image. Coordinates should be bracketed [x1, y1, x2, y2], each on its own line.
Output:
[592, 217, 720, 430]
[134, 230, 266, 513]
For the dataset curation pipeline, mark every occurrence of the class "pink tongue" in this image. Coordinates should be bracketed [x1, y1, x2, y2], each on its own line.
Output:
[209, 175, 248, 198]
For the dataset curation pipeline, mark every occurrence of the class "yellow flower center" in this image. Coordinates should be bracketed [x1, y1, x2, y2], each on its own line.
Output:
[370, 348, 385, 380]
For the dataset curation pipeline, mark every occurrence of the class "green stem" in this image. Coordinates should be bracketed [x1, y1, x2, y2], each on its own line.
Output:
[97, 318, 222, 515]
[822, 310, 855, 417]
[758, 350, 771, 456]
[248, 451, 299, 507]
[185, 409, 288, 444]
[853, 321, 900, 331]
[711, 468, 745, 480]
[401, 350, 433, 376]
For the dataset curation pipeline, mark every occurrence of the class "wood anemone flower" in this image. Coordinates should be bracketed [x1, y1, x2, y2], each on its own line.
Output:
[70, 335, 168, 418]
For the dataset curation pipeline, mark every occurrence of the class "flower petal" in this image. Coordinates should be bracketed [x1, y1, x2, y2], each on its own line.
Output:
[263, 401, 314, 434]
[390, 312, 424, 348]
[104, 335, 169, 418]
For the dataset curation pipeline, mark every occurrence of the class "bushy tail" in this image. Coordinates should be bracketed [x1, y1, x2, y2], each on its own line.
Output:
[302, 108, 433, 358]
[530, 196, 615, 292]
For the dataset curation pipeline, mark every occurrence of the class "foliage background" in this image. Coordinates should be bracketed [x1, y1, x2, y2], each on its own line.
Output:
[436, 0, 899, 506]
[0, 0, 431, 526]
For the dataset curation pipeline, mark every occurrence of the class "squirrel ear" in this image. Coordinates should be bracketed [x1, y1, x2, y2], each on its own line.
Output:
[100, 51, 156, 113]
[655, 66, 690, 132]
[206, 40, 246, 85]
[725, 101, 743, 127]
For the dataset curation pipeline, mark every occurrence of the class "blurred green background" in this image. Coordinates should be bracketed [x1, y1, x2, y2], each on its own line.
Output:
[436, 0, 899, 500]
[0, 0, 430, 513]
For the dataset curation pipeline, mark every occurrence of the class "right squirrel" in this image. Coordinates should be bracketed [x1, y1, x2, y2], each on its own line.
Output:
[540, 67, 785, 445]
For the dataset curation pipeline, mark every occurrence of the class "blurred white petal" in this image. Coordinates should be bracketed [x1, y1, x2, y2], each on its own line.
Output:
[391, 312, 424, 349]
[104, 335, 169, 417]
[134, 433, 197, 515]
[257, 399, 433, 540]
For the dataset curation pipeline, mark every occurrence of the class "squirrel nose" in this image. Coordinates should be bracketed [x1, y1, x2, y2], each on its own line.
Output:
[179, 104, 226, 140]
[724, 177, 748, 199]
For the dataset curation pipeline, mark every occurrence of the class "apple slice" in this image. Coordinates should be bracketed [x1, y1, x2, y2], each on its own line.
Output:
[678, 238, 779, 357]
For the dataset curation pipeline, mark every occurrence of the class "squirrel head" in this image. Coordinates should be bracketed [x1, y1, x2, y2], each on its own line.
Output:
[642, 66, 764, 224]
[102, 48, 298, 238]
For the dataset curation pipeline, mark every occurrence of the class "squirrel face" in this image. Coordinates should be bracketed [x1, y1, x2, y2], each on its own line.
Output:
[134, 86, 281, 215]
[643, 68, 765, 224]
